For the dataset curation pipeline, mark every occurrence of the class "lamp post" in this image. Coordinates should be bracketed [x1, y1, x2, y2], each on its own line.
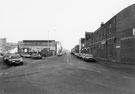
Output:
[48, 30, 50, 56]
[47, 29, 56, 56]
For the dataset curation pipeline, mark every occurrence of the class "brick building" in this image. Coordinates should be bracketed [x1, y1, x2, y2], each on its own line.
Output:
[85, 4, 135, 64]
[79, 38, 85, 54]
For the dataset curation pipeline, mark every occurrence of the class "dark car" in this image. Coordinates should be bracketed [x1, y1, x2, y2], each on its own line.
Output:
[4, 54, 23, 66]
[31, 53, 42, 59]
[84, 54, 95, 62]
[3, 53, 12, 63]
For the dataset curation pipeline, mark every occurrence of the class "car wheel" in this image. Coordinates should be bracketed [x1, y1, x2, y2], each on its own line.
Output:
[93, 60, 96, 62]
[8, 62, 12, 66]
[86, 59, 89, 62]
[20, 62, 23, 65]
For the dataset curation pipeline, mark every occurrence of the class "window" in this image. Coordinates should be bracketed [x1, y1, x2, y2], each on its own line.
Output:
[108, 24, 111, 34]
[104, 27, 106, 36]
[109, 24, 111, 29]
[102, 27, 104, 36]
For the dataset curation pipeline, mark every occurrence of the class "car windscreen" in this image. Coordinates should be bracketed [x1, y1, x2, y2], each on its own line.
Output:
[10, 55, 21, 59]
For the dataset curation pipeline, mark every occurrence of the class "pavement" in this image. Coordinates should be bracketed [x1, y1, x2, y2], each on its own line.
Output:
[0, 57, 9, 70]
[98, 61, 135, 70]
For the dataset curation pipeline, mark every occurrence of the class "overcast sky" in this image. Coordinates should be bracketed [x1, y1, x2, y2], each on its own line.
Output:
[0, 0, 134, 50]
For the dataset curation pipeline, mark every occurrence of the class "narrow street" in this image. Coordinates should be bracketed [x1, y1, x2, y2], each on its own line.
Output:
[0, 53, 135, 94]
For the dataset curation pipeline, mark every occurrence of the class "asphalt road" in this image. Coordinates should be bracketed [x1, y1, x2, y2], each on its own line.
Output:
[0, 53, 135, 94]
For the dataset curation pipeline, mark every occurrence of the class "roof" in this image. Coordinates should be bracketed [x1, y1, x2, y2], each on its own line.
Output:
[23, 40, 55, 43]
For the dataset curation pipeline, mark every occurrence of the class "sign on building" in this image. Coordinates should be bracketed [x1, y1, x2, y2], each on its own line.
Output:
[133, 28, 135, 35]
[116, 46, 120, 48]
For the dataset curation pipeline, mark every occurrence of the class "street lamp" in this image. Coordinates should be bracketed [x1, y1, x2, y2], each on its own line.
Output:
[48, 30, 50, 56]
[47, 29, 56, 56]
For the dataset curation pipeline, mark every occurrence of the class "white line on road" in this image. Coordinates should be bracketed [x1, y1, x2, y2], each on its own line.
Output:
[78, 61, 81, 64]
[0, 72, 3, 76]
[123, 76, 134, 80]
[0, 72, 9, 76]
[68, 62, 73, 65]
[78, 66, 102, 73]
[66, 59, 73, 65]
[4, 72, 9, 75]
[67, 59, 69, 62]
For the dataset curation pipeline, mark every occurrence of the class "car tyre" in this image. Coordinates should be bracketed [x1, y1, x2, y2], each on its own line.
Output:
[20, 62, 23, 65]
[93, 60, 96, 62]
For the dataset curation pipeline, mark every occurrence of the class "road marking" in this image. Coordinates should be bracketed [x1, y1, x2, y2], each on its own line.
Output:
[67, 59, 69, 62]
[123, 76, 134, 80]
[4, 72, 9, 75]
[78, 61, 81, 64]
[78, 66, 102, 73]
[68, 62, 73, 65]
[0, 72, 3, 76]
[0, 72, 9, 76]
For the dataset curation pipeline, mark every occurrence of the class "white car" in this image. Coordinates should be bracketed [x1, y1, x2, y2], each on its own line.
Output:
[81, 54, 87, 60]
[57, 53, 63, 56]
[84, 54, 95, 62]
[20, 53, 31, 58]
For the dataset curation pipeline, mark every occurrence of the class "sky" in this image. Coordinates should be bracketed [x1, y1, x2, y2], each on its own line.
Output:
[0, 0, 134, 50]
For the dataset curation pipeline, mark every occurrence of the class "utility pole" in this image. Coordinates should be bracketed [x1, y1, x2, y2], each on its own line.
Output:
[105, 26, 107, 63]
[48, 30, 50, 56]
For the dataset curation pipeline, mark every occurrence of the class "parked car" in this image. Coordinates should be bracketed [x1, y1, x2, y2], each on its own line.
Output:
[81, 54, 87, 60]
[57, 53, 63, 56]
[0, 53, 4, 57]
[31, 53, 42, 59]
[75, 53, 80, 57]
[84, 54, 95, 62]
[3, 53, 11, 63]
[78, 53, 83, 59]
[4, 54, 23, 66]
[20, 53, 31, 58]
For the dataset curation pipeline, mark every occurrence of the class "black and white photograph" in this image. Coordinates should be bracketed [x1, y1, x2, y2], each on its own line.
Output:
[0, 0, 135, 94]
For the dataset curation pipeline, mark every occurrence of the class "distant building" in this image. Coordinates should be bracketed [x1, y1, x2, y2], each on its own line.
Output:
[74, 45, 79, 53]
[5, 42, 17, 52]
[85, 32, 93, 54]
[0, 38, 17, 53]
[0, 38, 6, 53]
[18, 40, 62, 56]
[79, 38, 85, 54]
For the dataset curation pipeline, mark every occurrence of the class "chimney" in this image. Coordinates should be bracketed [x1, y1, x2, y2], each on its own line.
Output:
[101, 22, 104, 27]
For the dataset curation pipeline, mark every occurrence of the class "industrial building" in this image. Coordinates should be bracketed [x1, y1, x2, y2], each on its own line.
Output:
[84, 4, 135, 64]
[18, 40, 62, 56]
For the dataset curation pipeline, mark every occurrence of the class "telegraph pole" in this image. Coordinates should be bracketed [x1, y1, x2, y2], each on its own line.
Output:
[48, 30, 50, 56]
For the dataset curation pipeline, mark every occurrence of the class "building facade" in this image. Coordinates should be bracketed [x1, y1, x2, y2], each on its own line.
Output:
[18, 40, 58, 56]
[79, 38, 85, 54]
[85, 4, 135, 64]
